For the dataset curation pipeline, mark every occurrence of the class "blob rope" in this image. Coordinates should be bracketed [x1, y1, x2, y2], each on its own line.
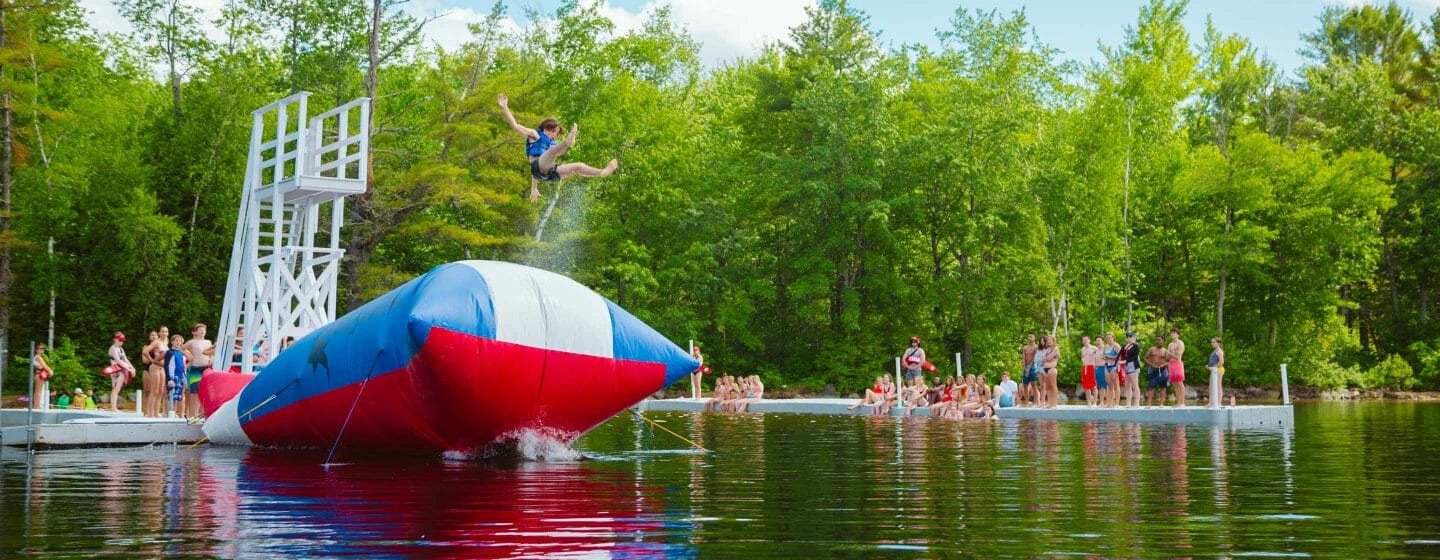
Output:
[183, 377, 302, 451]
[630, 409, 708, 453]
[324, 349, 386, 466]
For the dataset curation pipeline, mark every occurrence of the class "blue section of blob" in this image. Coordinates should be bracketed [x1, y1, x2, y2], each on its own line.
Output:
[605, 298, 700, 386]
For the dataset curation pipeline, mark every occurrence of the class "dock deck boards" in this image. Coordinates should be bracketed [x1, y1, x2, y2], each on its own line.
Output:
[638, 398, 1292, 426]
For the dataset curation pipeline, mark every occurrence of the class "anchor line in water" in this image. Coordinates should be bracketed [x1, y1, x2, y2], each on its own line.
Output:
[325, 348, 386, 465]
[631, 409, 708, 453]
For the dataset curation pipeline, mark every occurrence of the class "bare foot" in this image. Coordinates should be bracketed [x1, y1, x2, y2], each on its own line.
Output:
[565, 123, 579, 146]
[600, 159, 618, 177]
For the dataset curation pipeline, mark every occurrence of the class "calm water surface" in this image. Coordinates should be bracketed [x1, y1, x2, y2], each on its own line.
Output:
[3, 402, 1439, 558]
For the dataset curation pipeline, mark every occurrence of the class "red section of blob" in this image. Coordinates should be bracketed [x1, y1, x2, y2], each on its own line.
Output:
[239, 327, 666, 453]
[199, 369, 255, 418]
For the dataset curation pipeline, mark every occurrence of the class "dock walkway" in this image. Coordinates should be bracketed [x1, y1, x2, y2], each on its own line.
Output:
[638, 398, 1292, 427]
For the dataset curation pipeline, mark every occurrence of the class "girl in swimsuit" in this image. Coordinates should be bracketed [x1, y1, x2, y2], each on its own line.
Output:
[1042, 335, 1061, 409]
[704, 375, 730, 412]
[107, 333, 135, 412]
[141, 330, 165, 418]
[1103, 334, 1120, 408]
[1207, 338, 1225, 408]
[850, 376, 888, 411]
[497, 94, 618, 203]
[732, 375, 764, 412]
[689, 345, 705, 400]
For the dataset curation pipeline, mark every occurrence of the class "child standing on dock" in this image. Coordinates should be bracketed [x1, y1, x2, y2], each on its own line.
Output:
[107, 333, 135, 413]
[165, 335, 187, 418]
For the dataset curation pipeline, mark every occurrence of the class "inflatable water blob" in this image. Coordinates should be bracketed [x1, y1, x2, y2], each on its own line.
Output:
[201, 261, 698, 453]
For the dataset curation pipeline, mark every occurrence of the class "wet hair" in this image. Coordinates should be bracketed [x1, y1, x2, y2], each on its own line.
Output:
[192, 323, 206, 332]
[538, 118, 562, 134]
[1171, 328, 1181, 335]
[1211, 337, 1222, 345]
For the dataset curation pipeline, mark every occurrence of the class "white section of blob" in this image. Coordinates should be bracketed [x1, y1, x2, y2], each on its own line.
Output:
[202, 396, 255, 446]
[459, 260, 614, 358]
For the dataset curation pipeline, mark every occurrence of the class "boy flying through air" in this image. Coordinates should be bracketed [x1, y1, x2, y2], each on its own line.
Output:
[497, 94, 617, 202]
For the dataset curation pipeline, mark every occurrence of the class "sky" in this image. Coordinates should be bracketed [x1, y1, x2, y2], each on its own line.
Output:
[79, 0, 1440, 78]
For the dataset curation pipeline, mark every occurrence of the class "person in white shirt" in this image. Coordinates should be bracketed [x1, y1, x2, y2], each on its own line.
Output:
[994, 371, 1019, 408]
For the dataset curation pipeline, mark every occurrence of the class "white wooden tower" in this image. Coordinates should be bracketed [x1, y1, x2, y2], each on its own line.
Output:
[216, 92, 370, 373]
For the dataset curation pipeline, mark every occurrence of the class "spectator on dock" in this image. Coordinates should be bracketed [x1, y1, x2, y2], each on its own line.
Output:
[1144, 336, 1170, 407]
[730, 375, 764, 412]
[183, 324, 214, 420]
[901, 375, 929, 415]
[107, 332, 135, 413]
[1167, 329, 1187, 407]
[166, 335, 187, 418]
[56, 390, 70, 409]
[84, 389, 98, 410]
[141, 330, 166, 418]
[31, 344, 52, 408]
[704, 374, 731, 412]
[689, 344, 704, 399]
[1040, 334, 1061, 409]
[1207, 338, 1225, 409]
[1101, 333, 1120, 408]
[902, 337, 926, 382]
[975, 374, 991, 402]
[1080, 336, 1097, 406]
[850, 375, 890, 411]
[231, 326, 246, 367]
[1121, 332, 1142, 408]
[926, 376, 944, 405]
[1020, 333, 1038, 407]
[70, 388, 88, 409]
[995, 371, 1017, 408]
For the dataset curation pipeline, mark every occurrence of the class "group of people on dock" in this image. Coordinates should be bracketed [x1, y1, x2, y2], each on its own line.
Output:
[108, 324, 215, 420]
[690, 345, 767, 413]
[848, 370, 1008, 420]
[1017, 327, 1226, 409]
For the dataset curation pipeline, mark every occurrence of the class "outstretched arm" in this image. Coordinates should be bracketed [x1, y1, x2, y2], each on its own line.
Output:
[497, 94, 539, 141]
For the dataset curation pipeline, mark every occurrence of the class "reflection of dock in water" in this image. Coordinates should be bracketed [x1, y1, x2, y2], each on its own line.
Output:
[1, 409, 204, 448]
[638, 398, 1293, 427]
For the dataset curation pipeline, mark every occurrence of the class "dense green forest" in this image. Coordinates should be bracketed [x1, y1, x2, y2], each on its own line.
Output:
[1, 0, 1438, 395]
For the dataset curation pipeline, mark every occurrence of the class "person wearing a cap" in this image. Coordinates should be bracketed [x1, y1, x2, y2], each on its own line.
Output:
[32, 344, 52, 408]
[107, 332, 136, 412]
[1119, 332, 1142, 408]
[902, 337, 927, 384]
[689, 344, 705, 400]
[70, 387, 89, 410]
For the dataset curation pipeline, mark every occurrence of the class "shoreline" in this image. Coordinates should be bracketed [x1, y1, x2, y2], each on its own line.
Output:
[660, 385, 1440, 403]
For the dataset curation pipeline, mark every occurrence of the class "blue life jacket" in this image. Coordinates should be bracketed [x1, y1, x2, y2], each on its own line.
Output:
[525, 128, 554, 158]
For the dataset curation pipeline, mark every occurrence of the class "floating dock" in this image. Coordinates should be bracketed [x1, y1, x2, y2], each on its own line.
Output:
[1, 409, 205, 448]
[638, 398, 1292, 427]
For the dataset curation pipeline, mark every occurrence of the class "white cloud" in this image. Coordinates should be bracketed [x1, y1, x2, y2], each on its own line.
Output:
[584, 0, 814, 67]
[78, 0, 813, 68]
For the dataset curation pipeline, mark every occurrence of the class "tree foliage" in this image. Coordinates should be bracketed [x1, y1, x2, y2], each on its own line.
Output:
[3, 0, 1438, 394]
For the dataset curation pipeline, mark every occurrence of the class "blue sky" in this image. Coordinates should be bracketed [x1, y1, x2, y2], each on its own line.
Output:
[416, 0, 1440, 76]
[80, 0, 1440, 77]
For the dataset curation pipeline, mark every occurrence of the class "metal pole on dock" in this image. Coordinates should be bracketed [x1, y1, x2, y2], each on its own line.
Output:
[27, 341, 36, 449]
[1280, 363, 1290, 405]
[956, 353, 963, 379]
[894, 357, 902, 415]
[135, 390, 143, 416]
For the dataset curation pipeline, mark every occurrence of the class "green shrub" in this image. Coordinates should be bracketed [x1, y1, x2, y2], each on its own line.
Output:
[1362, 354, 1416, 390]
[1303, 361, 1362, 390]
[1409, 341, 1440, 390]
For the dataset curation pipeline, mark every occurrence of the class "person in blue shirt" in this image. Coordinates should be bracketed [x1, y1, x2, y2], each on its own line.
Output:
[497, 93, 618, 202]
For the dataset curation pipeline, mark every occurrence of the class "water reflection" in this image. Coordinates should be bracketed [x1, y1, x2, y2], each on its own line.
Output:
[5, 446, 694, 558]
[6, 403, 1439, 558]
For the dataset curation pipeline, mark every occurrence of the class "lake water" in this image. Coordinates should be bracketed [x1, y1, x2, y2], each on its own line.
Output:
[3, 402, 1439, 558]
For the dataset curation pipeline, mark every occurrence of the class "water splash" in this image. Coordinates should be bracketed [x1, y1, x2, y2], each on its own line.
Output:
[441, 427, 581, 462]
